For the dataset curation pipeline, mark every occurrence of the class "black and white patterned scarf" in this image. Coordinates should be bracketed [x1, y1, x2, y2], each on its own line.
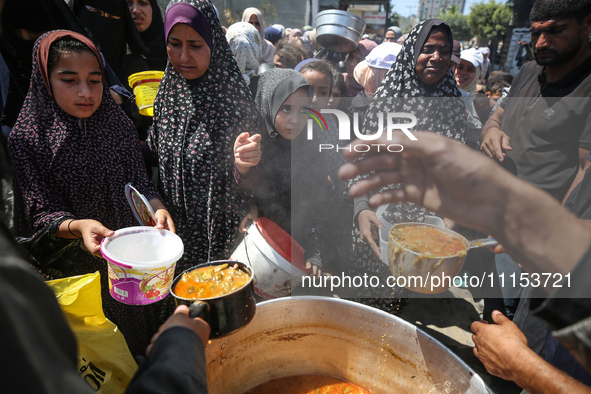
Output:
[365, 18, 466, 141]
[360, 19, 466, 224]
[147, 0, 259, 270]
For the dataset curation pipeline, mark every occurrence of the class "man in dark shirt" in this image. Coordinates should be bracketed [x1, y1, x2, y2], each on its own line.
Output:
[478, 0, 591, 361]
[481, 0, 591, 203]
[339, 131, 591, 393]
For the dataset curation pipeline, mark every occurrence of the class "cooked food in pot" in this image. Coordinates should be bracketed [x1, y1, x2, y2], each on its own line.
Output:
[243, 374, 372, 394]
[390, 225, 466, 258]
[174, 263, 250, 299]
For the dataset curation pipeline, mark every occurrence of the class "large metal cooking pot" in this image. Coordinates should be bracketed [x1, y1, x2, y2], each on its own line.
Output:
[389, 223, 497, 294]
[315, 10, 366, 53]
[206, 297, 492, 393]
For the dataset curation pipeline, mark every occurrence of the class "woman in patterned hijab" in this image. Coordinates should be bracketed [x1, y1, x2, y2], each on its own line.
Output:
[226, 22, 261, 85]
[365, 19, 466, 139]
[241, 7, 274, 64]
[349, 19, 467, 313]
[148, 0, 260, 271]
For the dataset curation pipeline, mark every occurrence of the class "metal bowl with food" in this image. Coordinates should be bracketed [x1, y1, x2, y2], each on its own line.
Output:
[388, 223, 497, 294]
[170, 260, 256, 338]
[206, 297, 492, 393]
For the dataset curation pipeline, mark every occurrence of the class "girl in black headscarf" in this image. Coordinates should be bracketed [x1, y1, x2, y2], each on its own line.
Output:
[253, 68, 330, 277]
[350, 19, 467, 312]
[147, 0, 261, 272]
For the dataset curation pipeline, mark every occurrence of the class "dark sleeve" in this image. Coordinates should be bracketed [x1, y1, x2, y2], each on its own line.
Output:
[532, 245, 591, 373]
[129, 136, 160, 203]
[301, 176, 331, 268]
[234, 163, 262, 189]
[564, 166, 591, 219]
[0, 223, 95, 394]
[353, 196, 371, 224]
[125, 327, 207, 394]
[102, 52, 140, 123]
[533, 245, 591, 330]
[8, 135, 74, 234]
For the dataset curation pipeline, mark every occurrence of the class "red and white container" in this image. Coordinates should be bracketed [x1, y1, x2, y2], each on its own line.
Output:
[230, 218, 310, 299]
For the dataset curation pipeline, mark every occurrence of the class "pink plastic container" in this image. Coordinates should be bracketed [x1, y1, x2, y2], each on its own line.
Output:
[101, 227, 184, 305]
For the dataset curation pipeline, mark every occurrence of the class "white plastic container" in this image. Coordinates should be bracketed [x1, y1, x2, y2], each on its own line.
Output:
[101, 227, 183, 305]
[230, 218, 310, 299]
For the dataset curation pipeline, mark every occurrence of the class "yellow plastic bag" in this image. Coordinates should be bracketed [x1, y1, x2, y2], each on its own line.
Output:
[47, 272, 138, 394]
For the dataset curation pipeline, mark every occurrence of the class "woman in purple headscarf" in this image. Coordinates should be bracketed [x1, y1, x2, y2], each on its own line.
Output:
[148, 0, 261, 272]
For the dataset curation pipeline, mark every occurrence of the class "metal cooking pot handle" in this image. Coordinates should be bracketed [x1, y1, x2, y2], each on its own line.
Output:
[469, 238, 499, 249]
[189, 301, 209, 320]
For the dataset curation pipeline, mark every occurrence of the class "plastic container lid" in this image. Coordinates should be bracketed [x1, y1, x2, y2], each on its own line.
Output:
[255, 218, 308, 271]
[101, 226, 184, 269]
[125, 183, 156, 226]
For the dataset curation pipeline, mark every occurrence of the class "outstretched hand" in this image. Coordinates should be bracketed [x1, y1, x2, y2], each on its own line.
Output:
[76, 219, 115, 257]
[338, 132, 510, 235]
[357, 209, 383, 259]
[234, 132, 262, 176]
[146, 305, 210, 356]
[471, 311, 530, 381]
[150, 199, 176, 233]
[481, 127, 512, 162]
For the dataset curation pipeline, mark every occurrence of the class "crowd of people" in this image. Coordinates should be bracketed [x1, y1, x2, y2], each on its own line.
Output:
[1, 0, 591, 392]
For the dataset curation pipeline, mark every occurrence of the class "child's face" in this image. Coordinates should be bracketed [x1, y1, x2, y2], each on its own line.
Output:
[301, 70, 331, 110]
[485, 90, 502, 108]
[274, 87, 309, 141]
[50, 50, 103, 119]
[454, 59, 477, 90]
[327, 85, 342, 110]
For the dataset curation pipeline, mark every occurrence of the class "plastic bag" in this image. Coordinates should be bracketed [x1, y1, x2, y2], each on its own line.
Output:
[47, 272, 138, 393]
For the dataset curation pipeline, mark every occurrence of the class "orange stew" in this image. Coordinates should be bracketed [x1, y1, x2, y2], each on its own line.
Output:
[243, 374, 372, 394]
[174, 263, 250, 299]
[390, 226, 466, 257]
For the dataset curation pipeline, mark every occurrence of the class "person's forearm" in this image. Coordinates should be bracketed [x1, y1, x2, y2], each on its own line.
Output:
[512, 348, 591, 393]
[57, 218, 84, 239]
[481, 106, 504, 138]
[495, 176, 591, 281]
[563, 164, 588, 205]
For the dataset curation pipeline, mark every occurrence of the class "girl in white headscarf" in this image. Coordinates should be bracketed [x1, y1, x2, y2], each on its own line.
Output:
[241, 7, 274, 64]
[226, 22, 261, 85]
[454, 47, 483, 119]
[353, 42, 402, 99]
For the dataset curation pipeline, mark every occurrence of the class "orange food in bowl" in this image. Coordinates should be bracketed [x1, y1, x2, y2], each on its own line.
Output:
[174, 263, 250, 299]
[390, 226, 466, 258]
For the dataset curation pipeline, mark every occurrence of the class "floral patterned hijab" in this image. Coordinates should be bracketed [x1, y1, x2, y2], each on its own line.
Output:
[365, 19, 466, 141]
[361, 19, 466, 224]
[9, 30, 158, 236]
[226, 22, 261, 85]
[241, 7, 274, 64]
[148, 0, 259, 269]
